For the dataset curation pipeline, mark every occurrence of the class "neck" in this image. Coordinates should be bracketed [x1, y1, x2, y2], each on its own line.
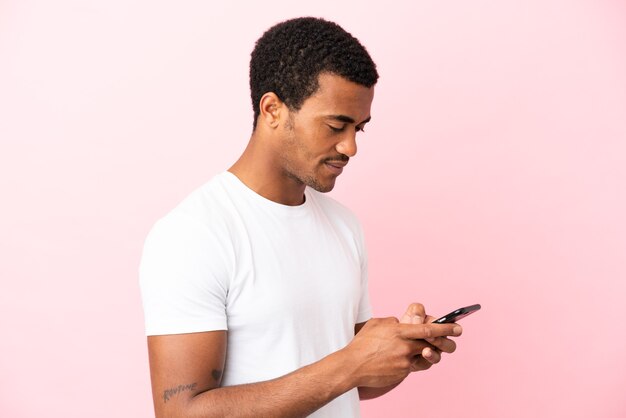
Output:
[229, 133, 306, 206]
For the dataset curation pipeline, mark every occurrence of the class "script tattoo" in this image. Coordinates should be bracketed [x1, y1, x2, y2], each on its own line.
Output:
[163, 382, 197, 403]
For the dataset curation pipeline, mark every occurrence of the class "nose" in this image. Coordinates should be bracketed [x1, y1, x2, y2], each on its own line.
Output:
[335, 132, 357, 157]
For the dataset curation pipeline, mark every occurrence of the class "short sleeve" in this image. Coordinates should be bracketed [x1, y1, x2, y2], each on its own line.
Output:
[139, 213, 232, 336]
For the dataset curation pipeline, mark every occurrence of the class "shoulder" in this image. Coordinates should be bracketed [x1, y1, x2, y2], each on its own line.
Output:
[141, 173, 238, 271]
[146, 172, 241, 240]
[168, 172, 235, 226]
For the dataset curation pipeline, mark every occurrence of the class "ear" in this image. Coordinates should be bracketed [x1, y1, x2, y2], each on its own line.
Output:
[258, 92, 285, 129]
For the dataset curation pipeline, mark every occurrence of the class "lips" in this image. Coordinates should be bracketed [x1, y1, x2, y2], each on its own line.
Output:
[324, 160, 348, 175]
[325, 160, 348, 168]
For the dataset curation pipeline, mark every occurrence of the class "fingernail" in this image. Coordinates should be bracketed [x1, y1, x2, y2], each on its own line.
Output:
[453, 326, 462, 335]
[412, 316, 423, 324]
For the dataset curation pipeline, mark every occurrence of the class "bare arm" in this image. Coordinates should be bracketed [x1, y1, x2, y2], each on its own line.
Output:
[149, 331, 355, 418]
[148, 320, 462, 417]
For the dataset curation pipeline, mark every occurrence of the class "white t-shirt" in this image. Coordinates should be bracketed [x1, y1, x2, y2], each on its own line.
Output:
[139, 171, 372, 417]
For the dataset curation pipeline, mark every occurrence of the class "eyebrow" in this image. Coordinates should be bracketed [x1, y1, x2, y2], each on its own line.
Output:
[326, 114, 372, 125]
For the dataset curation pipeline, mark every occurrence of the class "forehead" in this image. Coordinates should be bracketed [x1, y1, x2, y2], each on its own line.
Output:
[299, 73, 375, 120]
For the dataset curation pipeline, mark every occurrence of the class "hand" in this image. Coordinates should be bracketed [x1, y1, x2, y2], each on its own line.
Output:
[343, 315, 461, 388]
[400, 303, 459, 371]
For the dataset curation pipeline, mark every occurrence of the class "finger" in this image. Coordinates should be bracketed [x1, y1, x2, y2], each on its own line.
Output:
[405, 303, 426, 320]
[428, 336, 457, 354]
[421, 347, 442, 364]
[399, 312, 414, 324]
[413, 336, 456, 354]
[423, 315, 437, 341]
[410, 356, 434, 372]
[400, 312, 423, 325]
[406, 339, 437, 356]
[400, 323, 462, 340]
[411, 314, 424, 324]
[401, 303, 426, 325]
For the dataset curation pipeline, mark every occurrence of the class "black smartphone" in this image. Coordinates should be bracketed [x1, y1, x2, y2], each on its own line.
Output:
[432, 304, 481, 324]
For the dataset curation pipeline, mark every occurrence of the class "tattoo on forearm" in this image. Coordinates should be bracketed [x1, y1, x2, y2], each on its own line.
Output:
[163, 383, 197, 403]
[161, 370, 221, 403]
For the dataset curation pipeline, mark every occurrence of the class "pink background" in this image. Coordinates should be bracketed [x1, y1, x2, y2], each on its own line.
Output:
[1, 1, 625, 417]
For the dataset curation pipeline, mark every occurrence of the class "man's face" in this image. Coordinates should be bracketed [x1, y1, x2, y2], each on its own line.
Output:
[277, 73, 375, 193]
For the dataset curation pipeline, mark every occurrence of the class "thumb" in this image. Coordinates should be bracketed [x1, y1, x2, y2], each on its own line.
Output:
[400, 303, 426, 324]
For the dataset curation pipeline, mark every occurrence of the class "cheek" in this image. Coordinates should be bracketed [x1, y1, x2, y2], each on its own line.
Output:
[287, 120, 338, 166]
[295, 129, 327, 160]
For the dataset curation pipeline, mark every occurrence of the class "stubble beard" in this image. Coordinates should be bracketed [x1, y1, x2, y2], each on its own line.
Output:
[282, 117, 335, 193]
[302, 171, 335, 193]
[283, 159, 335, 193]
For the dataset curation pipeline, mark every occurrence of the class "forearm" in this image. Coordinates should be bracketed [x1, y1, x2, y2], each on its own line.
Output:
[358, 382, 401, 400]
[173, 350, 357, 418]
[152, 319, 461, 417]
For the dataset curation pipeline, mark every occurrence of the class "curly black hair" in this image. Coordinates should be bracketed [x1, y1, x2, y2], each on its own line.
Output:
[249, 17, 379, 130]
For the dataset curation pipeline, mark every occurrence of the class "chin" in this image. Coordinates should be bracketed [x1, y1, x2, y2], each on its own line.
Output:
[306, 178, 336, 193]
[298, 170, 337, 193]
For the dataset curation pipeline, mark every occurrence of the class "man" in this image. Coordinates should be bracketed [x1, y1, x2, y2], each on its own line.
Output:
[139, 17, 462, 417]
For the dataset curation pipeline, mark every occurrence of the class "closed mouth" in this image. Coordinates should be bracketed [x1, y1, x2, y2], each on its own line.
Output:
[324, 160, 348, 168]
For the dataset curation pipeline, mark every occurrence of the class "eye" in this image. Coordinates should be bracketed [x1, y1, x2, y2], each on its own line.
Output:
[328, 125, 366, 133]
